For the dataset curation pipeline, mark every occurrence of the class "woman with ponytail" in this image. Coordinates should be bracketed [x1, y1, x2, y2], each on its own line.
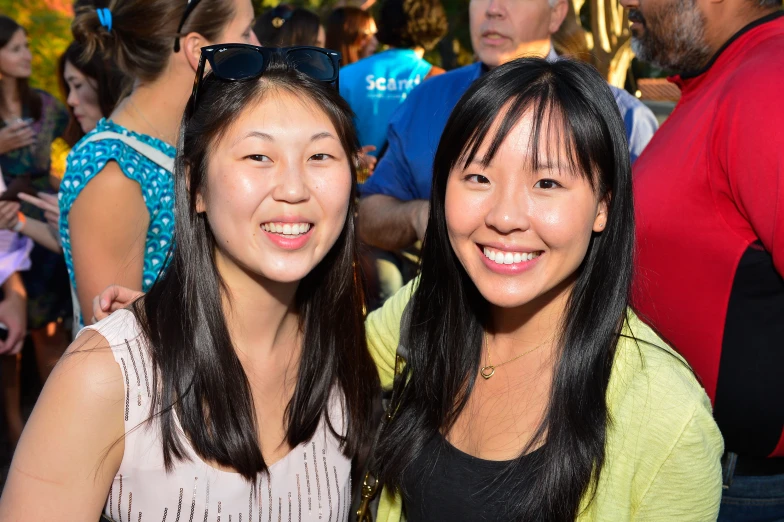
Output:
[60, 0, 258, 332]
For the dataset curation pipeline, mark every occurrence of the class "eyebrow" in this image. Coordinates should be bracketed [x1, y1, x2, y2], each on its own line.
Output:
[234, 131, 337, 146]
[310, 132, 336, 142]
[238, 131, 274, 143]
[466, 156, 567, 171]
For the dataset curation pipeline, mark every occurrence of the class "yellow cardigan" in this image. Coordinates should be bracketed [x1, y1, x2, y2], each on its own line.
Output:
[365, 283, 724, 521]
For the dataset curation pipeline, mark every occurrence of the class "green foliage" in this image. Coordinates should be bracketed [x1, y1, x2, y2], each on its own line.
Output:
[0, 0, 73, 101]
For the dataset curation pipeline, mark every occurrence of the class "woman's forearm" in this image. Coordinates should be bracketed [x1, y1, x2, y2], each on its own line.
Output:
[19, 217, 62, 253]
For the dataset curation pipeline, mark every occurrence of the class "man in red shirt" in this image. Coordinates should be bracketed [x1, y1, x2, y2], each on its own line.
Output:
[618, 0, 783, 516]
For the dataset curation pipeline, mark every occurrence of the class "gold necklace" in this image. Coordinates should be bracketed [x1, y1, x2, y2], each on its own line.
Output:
[128, 98, 175, 144]
[479, 331, 548, 380]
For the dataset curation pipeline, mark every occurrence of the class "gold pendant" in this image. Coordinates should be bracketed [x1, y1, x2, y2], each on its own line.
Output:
[480, 365, 495, 379]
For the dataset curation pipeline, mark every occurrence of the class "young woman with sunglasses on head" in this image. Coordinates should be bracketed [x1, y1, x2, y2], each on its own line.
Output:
[364, 58, 723, 521]
[60, 0, 258, 332]
[87, 58, 725, 521]
[0, 45, 378, 521]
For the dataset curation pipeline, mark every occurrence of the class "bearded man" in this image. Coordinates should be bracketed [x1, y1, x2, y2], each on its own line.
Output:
[620, 0, 784, 515]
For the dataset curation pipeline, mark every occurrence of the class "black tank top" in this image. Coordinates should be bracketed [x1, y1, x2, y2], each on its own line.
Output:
[400, 435, 541, 521]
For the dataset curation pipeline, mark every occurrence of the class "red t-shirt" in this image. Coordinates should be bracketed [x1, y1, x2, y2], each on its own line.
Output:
[632, 12, 784, 458]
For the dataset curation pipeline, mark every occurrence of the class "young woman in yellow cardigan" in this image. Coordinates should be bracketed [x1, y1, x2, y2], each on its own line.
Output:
[364, 57, 723, 521]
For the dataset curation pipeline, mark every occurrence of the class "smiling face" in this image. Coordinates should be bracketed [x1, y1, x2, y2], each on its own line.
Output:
[64, 60, 103, 133]
[445, 108, 607, 309]
[198, 89, 353, 286]
[0, 28, 32, 79]
[469, 0, 564, 68]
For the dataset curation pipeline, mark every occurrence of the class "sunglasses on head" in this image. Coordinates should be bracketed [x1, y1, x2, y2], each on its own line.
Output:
[189, 44, 342, 109]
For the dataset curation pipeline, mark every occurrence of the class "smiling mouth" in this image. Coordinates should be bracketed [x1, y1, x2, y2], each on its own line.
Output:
[482, 246, 543, 265]
[261, 222, 312, 238]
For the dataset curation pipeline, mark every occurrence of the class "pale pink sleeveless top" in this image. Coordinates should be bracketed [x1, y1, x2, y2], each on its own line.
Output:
[83, 309, 352, 522]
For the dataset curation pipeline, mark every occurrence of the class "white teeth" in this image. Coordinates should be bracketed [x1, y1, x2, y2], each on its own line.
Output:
[482, 247, 541, 265]
[262, 222, 311, 236]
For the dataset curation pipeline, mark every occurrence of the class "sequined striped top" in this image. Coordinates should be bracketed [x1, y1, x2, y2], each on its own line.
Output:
[83, 309, 352, 522]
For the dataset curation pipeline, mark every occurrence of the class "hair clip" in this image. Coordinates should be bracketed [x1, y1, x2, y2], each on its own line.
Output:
[97, 7, 113, 32]
[270, 6, 293, 29]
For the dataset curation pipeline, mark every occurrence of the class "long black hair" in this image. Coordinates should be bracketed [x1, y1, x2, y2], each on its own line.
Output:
[374, 58, 635, 520]
[0, 16, 41, 121]
[133, 57, 379, 481]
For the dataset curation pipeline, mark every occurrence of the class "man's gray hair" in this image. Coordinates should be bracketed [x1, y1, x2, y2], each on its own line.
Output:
[757, 0, 782, 7]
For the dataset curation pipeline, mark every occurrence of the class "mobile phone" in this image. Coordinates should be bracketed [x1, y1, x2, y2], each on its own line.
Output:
[0, 323, 8, 342]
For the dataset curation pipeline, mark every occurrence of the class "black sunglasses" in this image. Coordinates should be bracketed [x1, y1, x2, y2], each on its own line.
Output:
[189, 44, 342, 109]
[174, 0, 203, 53]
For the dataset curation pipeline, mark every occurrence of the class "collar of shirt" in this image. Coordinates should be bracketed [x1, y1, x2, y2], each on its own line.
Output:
[478, 45, 559, 77]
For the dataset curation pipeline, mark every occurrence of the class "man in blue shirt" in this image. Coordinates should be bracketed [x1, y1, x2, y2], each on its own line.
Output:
[359, 0, 658, 256]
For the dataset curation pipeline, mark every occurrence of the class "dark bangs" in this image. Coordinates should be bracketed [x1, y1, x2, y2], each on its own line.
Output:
[437, 61, 626, 202]
[377, 58, 635, 521]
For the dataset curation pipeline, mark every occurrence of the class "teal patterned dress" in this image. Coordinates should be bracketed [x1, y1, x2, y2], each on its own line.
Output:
[59, 118, 175, 328]
[0, 89, 71, 329]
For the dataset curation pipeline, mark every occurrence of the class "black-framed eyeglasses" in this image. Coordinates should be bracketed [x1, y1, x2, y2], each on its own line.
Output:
[189, 44, 342, 109]
[174, 0, 203, 53]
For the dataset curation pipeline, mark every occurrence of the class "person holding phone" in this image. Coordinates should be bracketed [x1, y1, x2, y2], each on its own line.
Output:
[0, 15, 72, 448]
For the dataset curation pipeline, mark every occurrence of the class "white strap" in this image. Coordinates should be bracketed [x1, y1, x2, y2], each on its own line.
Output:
[77, 131, 175, 172]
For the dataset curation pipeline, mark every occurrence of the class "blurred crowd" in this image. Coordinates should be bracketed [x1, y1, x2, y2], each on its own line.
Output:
[0, 0, 780, 520]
